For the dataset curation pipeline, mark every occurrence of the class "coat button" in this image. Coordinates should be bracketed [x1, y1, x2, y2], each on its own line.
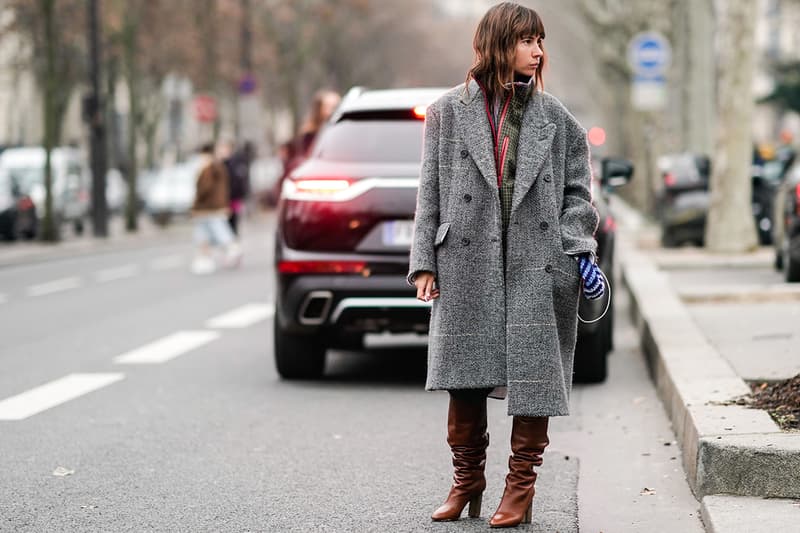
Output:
[543, 174, 552, 183]
[461, 237, 470, 246]
[545, 264, 553, 273]
[540, 221, 549, 230]
[460, 149, 469, 158]
[463, 193, 472, 202]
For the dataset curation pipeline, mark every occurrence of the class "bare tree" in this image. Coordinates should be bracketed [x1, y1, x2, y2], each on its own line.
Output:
[3, 0, 84, 241]
[704, 0, 759, 252]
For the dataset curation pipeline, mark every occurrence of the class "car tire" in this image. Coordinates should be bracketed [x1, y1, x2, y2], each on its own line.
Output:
[775, 247, 784, 271]
[573, 328, 608, 384]
[786, 250, 800, 283]
[661, 228, 678, 248]
[274, 318, 326, 379]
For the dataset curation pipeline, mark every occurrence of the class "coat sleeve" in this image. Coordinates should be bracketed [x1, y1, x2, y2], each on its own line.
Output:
[406, 104, 441, 286]
[560, 120, 599, 260]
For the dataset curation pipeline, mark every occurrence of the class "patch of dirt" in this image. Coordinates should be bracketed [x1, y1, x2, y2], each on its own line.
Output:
[728, 375, 800, 431]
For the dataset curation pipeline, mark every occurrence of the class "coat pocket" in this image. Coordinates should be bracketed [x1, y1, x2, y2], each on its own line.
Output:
[434, 222, 451, 247]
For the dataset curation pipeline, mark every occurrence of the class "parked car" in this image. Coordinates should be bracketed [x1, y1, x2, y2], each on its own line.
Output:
[656, 152, 786, 247]
[145, 157, 203, 225]
[0, 147, 90, 235]
[272, 86, 632, 383]
[772, 158, 800, 281]
[0, 165, 37, 240]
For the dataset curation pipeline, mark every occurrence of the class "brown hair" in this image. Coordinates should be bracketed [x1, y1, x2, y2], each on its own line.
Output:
[467, 2, 546, 102]
[301, 89, 341, 134]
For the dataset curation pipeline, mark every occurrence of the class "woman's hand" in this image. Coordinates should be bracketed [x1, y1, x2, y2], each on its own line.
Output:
[414, 271, 440, 302]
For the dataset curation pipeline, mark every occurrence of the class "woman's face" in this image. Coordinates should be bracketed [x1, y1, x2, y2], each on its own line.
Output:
[513, 35, 544, 78]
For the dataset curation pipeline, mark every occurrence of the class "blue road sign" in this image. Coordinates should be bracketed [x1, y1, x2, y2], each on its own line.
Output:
[628, 32, 671, 79]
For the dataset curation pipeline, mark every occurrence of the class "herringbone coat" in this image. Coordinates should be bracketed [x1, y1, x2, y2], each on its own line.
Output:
[408, 79, 599, 416]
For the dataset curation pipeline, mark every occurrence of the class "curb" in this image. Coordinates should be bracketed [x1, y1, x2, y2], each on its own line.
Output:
[613, 205, 800, 500]
[700, 495, 800, 533]
[0, 223, 193, 269]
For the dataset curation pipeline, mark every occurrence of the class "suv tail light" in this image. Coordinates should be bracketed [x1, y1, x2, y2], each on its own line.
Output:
[283, 177, 358, 201]
[663, 172, 676, 187]
[795, 183, 800, 216]
[278, 260, 367, 274]
[17, 196, 34, 210]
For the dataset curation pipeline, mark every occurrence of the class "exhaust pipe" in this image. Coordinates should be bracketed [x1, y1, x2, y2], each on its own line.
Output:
[298, 290, 333, 325]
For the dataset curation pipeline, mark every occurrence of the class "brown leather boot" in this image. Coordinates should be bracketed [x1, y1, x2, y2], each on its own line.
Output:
[489, 416, 549, 528]
[431, 394, 490, 521]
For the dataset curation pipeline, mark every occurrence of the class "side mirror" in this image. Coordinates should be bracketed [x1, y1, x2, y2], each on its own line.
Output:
[601, 157, 634, 188]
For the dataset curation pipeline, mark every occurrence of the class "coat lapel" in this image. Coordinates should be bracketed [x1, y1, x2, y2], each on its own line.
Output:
[458, 79, 498, 190]
[510, 92, 556, 217]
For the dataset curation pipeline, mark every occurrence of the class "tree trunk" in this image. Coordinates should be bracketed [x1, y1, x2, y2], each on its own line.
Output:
[705, 0, 759, 252]
[39, 0, 59, 242]
[685, 0, 715, 155]
[123, 15, 139, 232]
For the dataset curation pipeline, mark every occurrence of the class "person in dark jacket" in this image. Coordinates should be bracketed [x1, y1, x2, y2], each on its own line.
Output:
[408, 3, 603, 527]
[220, 140, 253, 235]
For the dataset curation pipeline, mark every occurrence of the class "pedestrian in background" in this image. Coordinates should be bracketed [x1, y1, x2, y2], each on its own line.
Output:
[408, 2, 603, 527]
[190, 143, 242, 275]
[219, 140, 253, 236]
[271, 89, 341, 203]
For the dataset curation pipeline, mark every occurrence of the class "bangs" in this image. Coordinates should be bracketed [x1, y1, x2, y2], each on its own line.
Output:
[512, 10, 545, 41]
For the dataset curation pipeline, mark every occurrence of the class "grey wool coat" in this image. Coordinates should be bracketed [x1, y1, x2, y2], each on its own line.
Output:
[407, 79, 599, 417]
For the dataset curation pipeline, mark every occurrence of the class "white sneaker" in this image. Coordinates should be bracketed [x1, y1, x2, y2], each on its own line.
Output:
[224, 244, 243, 269]
[191, 256, 216, 275]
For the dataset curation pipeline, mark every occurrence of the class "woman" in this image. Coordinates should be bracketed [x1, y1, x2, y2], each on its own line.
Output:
[407, 2, 604, 527]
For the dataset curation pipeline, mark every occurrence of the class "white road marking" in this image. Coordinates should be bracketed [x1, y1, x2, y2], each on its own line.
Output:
[94, 264, 141, 283]
[149, 255, 185, 271]
[113, 331, 220, 364]
[0, 373, 124, 421]
[0, 294, 7, 304]
[27, 277, 82, 297]
[205, 303, 274, 329]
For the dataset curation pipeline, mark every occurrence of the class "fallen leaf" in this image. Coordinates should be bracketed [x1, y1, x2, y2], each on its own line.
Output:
[640, 487, 656, 496]
[53, 467, 74, 477]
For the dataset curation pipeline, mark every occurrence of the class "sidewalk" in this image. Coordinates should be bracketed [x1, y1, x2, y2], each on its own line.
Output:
[611, 197, 800, 533]
[0, 215, 193, 269]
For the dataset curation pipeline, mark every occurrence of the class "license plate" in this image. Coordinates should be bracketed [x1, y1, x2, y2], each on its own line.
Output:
[382, 220, 414, 246]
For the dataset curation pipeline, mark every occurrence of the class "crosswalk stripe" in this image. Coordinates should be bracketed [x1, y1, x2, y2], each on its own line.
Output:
[0, 373, 124, 421]
[205, 303, 274, 329]
[95, 264, 141, 283]
[113, 331, 220, 364]
[27, 277, 82, 297]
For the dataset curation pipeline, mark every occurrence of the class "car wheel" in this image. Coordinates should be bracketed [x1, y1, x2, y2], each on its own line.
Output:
[573, 328, 608, 384]
[775, 247, 784, 271]
[786, 250, 800, 283]
[661, 228, 678, 248]
[273, 317, 326, 379]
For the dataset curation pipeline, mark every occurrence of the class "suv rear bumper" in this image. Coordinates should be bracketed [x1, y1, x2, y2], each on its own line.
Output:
[275, 273, 431, 336]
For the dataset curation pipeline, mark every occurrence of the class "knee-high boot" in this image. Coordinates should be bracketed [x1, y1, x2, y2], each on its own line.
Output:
[489, 416, 549, 528]
[431, 394, 490, 521]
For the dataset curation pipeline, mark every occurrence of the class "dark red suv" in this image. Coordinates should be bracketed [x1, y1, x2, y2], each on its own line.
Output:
[273, 87, 632, 382]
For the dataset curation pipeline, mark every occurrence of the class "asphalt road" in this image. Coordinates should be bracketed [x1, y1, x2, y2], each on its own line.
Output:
[0, 216, 703, 532]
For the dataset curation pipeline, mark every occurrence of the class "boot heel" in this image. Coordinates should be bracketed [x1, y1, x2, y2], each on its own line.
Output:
[522, 503, 532, 524]
[467, 493, 482, 518]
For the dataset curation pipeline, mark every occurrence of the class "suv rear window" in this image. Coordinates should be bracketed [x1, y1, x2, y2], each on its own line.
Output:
[311, 119, 423, 163]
